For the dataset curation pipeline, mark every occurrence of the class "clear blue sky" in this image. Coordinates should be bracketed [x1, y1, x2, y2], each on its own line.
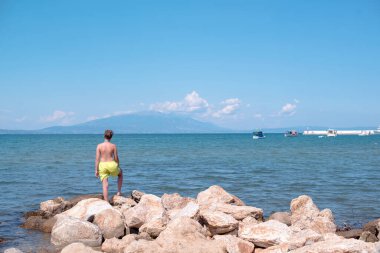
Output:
[1, 0, 379, 130]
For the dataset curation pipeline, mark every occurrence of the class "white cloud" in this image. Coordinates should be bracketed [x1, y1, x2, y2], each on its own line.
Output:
[40, 110, 75, 124]
[212, 98, 241, 118]
[279, 103, 297, 116]
[150, 91, 209, 113]
[254, 113, 262, 119]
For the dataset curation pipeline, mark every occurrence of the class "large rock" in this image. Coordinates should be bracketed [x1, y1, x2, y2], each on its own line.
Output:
[61, 242, 101, 253]
[168, 201, 200, 220]
[56, 198, 113, 221]
[214, 234, 255, 253]
[161, 193, 194, 211]
[359, 231, 379, 242]
[124, 217, 225, 253]
[268, 212, 291, 226]
[290, 195, 336, 234]
[40, 197, 71, 216]
[289, 238, 379, 253]
[93, 208, 125, 239]
[139, 218, 167, 238]
[287, 228, 322, 250]
[209, 203, 263, 221]
[101, 234, 137, 253]
[200, 209, 239, 235]
[51, 216, 102, 247]
[123, 194, 165, 228]
[238, 220, 292, 248]
[197, 185, 245, 207]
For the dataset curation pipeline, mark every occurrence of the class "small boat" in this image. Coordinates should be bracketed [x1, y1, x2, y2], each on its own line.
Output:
[326, 129, 337, 137]
[284, 130, 298, 137]
[374, 127, 380, 135]
[252, 131, 265, 139]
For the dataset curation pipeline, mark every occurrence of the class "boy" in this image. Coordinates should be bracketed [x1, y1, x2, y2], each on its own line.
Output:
[95, 129, 123, 202]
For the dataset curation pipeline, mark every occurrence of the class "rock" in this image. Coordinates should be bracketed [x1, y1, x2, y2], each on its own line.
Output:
[4, 248, 23, 253]
[289, 238, 378, 253]
[197, 185, 245, 207]
[111, 195, 136, 207]
[40, 197, 71, 216]
[93, 208, 125, 239]
[363, 218, 380, 236]
[56, 198, 113, 221]
[256, 244, 289, 253]
[124, 217, 225, 253]
[161, 193, 194, 211]
[359, 231, 379, 242]
[123, 194, 165, 228]
[21, 216, 57, 233]
[238, 220, 292, 248]
[200, 209, 239, 235]
[336, 228, 363, 239]
[139, 218, 167, 238]
[0, 237, 5, 244]
[67, 194, 103, 206]
[210, 203, 263, 221]
[61, 242, 101, 253]
[101, 234, 137, 253]
[290, 195, 336, 234]
[51, 216, 102, 247]
[268, 212, 291, 226]
[288, 228, 322, 250]
[136, 231, 153, 241]
[214, 234, 255, 253]
[168, 201, 200, 220]
[241, 216, 259, 225]
[131, 190, 145, 203]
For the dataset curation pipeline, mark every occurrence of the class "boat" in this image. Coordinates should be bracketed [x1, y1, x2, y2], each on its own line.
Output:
[374, 127, 380, 135]
[252, 131, 265, 139]
[326, 129, 337, 137]
[284, 130, 298, 137]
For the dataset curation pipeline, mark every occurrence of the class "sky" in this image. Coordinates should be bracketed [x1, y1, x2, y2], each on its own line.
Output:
[0, 0, 379, 130]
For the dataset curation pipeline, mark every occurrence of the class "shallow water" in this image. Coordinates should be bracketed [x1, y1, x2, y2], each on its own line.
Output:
[1, 134, 380, 250]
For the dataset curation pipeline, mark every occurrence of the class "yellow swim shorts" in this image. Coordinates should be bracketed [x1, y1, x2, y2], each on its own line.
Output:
[98, 161, 120, 181]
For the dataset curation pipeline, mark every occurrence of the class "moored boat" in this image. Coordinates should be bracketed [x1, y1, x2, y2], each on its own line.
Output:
[284, 130, 298, 137]
[252, 131, 265, 139]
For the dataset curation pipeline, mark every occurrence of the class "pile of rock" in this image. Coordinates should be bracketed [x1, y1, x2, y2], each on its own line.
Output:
[15, 185, 380, 253]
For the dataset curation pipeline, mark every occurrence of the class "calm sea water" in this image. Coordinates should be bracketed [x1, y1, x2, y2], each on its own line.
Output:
[1, 134, 380, 251]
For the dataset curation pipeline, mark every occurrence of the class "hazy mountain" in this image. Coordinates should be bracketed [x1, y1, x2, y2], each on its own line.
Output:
[0, 112, 231, 134]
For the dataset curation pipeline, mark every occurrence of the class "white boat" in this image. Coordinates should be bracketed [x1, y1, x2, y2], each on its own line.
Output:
[326, 129, 337, 137]
[374, 127, 380, 135]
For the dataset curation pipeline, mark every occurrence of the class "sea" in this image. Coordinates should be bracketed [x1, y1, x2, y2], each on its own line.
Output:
[1, 133, 380, 251]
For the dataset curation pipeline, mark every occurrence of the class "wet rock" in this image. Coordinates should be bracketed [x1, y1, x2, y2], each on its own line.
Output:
[101, 234, 137, 253]
[238, 220, 292, 248]
[359, 231, 379, 242]
[268, 212, 291, 226]
[363, 218, 380, 236]
[21, 216, 57, 233]
[200, 209, 239, 235]
[56, 198, 113, 221]
[131, 190, 145, 203]
[290, 195, 336, 234]
[213, 234, 255, 253]
[51, 216, 102, 247]
[197, 185, 245, 207]
[61, 242, 101, 253]
[93, 208, 125, 239]
[336, 228, 363, 239]
[123, 194, 165, 228]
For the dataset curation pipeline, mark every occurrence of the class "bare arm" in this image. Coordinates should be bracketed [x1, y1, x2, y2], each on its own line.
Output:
[114, 145, 119, 165]
[95, 145, 100, 177]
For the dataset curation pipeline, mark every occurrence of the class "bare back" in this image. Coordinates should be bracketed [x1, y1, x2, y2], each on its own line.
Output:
[96, 141, 119, 163]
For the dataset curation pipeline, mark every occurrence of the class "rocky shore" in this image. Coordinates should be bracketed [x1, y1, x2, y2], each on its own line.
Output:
[6, 185, 380, 253]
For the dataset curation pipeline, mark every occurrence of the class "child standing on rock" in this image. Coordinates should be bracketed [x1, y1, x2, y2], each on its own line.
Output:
[95, 129, 123, 202]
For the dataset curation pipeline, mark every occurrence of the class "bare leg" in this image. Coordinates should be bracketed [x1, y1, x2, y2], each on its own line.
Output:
[102, 178, 109, 202]
[117, 169, 123, 196]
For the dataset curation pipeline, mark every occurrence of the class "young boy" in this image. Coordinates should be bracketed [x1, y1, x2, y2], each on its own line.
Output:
[95, 129, 123, 202]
